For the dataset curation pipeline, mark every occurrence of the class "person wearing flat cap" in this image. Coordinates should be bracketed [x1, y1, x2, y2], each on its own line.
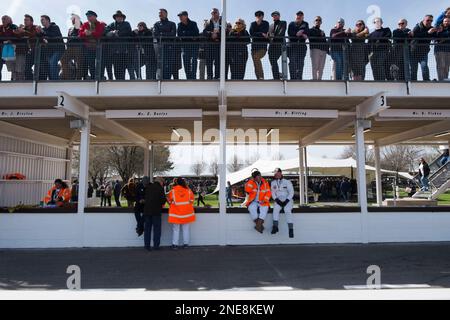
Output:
[79, 10, 106, 79]
[104, 10, 134, 80]
[250, 10, 270, 80]
[271, 168, 295, 238]
[177, 11, 200, 80]
[268, 11, 287, 79]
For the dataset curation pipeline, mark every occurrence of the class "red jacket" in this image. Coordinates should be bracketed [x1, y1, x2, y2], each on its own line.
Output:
[79, 21, 105, 47]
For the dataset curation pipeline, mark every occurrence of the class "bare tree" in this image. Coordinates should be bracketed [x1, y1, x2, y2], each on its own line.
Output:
[245, 153, 260, 167]
[191, 160, 207, 176]
[228, 155, 244, 172]
[208, 156, 219, 177]
[272, 153, 285, 161]
[108, 146, 143, 183]
[381, 145, 422, 172]
[339, 145, 375, 166]
[89, 147, 112, 185]
[153, 145, 174, 175]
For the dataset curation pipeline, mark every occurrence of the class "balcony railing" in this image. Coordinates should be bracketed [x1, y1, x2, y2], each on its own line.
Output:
[1, 36, 450, 82]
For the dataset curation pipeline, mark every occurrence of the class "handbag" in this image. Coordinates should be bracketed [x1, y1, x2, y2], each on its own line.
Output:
[2, 43, 16, 61]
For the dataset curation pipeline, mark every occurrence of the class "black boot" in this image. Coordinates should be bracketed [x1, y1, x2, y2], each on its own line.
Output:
[289, 229, 294, 239]
[271, 226, 279, 235]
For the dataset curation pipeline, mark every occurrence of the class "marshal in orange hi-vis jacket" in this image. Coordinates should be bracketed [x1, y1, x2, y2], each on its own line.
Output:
[244, 177, 272, 207]
[43, 183, 71, 207]
[168, 185, 196, 224]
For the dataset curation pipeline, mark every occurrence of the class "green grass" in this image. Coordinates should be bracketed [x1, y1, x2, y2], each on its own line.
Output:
[438, 192, 450, 206]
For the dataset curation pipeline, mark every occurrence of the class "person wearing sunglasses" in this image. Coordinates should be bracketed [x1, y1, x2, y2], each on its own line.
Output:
[227, 19, 250, 80]
[268, 11, 287, 80]
[349, 20, 369, 81]
[391, 19, 412, 81]
[309, 16, 329, 80]
[250, 11, 270, 80]
[287, 11, 310, 80]
[435, 17, 450, 81]
[368, 17, 392, 81]
[410, 15, 438, 81]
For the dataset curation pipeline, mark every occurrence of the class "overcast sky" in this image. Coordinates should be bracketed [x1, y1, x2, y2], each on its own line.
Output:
[5, 1, 449, 174]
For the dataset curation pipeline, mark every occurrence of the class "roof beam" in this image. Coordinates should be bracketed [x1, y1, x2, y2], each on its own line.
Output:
[300, 116, 355, 147]
[55, 91, 90, 120]
[376, 120, 450, 146]
[0, 121, 69, 147]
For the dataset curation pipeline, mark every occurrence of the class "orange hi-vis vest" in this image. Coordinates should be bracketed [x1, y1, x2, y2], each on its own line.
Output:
[168, 185, 196, 224]
[43, 186, 71, 207]
[244, 178, 271, 207]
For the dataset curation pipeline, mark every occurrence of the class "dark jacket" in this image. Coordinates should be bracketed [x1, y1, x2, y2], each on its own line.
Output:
[330, 27, 350, 52]
[309, 26, 329, 52]
[393, 28, 411, 44]
[40, 22, 65, 53]
[288, 21, 309, 43]
[154, 18, 177, 42]
[177, 19, 200, 42]
[203, 18, 222, 42]
[143, 182, 167, 216]
[105, 21, 133, 40]
[269, 20, 287, 43]
[67, 25, 82, 44]
[368, 27, 392, 53]
[411, 22, 435, 56]
[228, 29, 250, 54]
[250, 20, 270, 51]
[435, 27, 450, 53]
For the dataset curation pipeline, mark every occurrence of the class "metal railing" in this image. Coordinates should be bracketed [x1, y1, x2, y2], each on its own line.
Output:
[1, 36, 450, 82]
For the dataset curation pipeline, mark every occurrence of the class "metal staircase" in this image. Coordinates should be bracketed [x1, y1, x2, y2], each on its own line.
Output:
[413, 153, 449, 200]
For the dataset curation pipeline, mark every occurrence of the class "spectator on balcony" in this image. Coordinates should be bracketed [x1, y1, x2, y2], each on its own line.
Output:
[368, 17, 392, 81]
[203, 8, 222, 80]
[60, 14, 85, 80]
[268, 11, 287, 80]
[154, 8, 178, 80]
[330, 18, 351, 80]
[79, 11, 106, 80]
[250, 11, 270, 80]
[37, 15, 65, 80]
[410, 15, 437, 81]
[198, 19, 209, 80]
[0, 16, 19, 81]
[435, 7, 450, 28]
[177, 11, 200, 80]
[309, 16, 328, 80]
[435, 18, 450, 81]
[16, 15, 39, 81]
[348, 20, 369, 81]
[392, 19, 412, 81]
[134, 22, 157, 80]
[288, 11, 309, 80]
[228, 18, 250, 80]
[105, 11, 133, 80]
[14, 15, 39, 81]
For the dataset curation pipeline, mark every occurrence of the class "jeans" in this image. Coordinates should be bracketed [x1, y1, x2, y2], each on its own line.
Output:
[226, 195, 233, 207]
[410, 54, 430, 81]
[48, 52, 63, 80]
[84, 48, 97, 80]
[0, 58, 3, 81]
[441, 156, 449, 167]
[182, 46, 199, 80]
[134, 203, 144, 232]
[420, 176, 429, 191]
[144, 215, 162, 249]
[331, 51, 344, 80]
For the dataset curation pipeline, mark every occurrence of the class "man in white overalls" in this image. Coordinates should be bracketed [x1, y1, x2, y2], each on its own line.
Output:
[271, 168, 295, 238]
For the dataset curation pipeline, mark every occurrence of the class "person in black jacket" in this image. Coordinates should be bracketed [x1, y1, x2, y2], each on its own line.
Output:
[228, 19, 250, 80]
[134, 176, 149, 237]
[268, 11, 287, 80]
[177, 11, 200, 80]
[143, 177, 167, 251]
[250, 11, 270, 80]
[37, 15, 65, 80]
[391, 19, 412, 81]
[309, 16, 329, 80]
[134, 22, 157, 80]
[435, 18, 450, 81]
[419, 158, 431, 191]
[368, 17, 392, 81]
[287, 11, 309, 80]
[154, 9, 178, 80]
[203, 8, 222, 79]
[410, 15, 438, 81]
[105, 11, 134, 80]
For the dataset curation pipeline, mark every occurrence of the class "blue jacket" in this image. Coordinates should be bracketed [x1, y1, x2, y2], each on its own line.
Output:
[435, 12, 447, 27]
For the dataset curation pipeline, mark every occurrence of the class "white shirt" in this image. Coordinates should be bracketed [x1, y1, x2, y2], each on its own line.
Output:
[271, 179, 294, 202]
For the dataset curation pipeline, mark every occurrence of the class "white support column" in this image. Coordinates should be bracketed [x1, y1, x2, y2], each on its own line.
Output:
[78, 120, 91, 214]
[299, 144, 306, 206]
[218, 106, 227, 246]
[143, 144, 150, 177]
[355, 119, 369, 243]
[149, 142, 155, 182]
[220, 0, 227, 86]
[374, 145, 383, 206]
[304, 147, 309, 205]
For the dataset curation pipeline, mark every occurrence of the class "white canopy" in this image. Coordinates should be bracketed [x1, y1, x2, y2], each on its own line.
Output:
[214, 155, 414, 193]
